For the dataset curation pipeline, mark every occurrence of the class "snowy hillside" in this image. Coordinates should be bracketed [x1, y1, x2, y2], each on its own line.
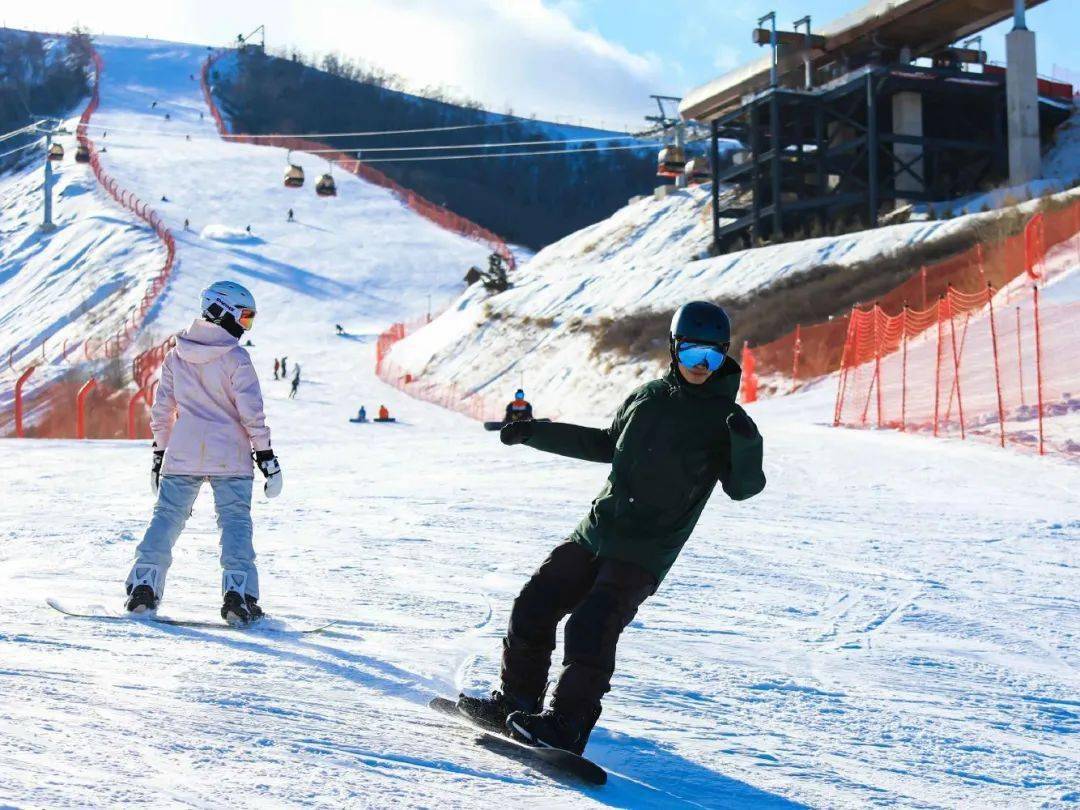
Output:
[0, 36, 491, 425]
[386, 178, 1080, 420]
[0, 34, 1078, 809]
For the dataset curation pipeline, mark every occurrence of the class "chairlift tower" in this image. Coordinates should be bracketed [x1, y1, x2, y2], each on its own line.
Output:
[647, 94, 687, 188]
[31, 118, 67, 232]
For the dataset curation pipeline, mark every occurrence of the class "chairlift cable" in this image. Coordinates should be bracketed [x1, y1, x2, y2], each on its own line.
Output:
[0, 139, 44, 159]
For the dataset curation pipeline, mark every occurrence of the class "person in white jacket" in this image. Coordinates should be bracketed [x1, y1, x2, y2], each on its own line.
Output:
[125, 281, 283, 625]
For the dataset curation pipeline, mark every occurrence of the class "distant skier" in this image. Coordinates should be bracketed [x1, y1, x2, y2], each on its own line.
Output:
[164, 112, 170, 121]
[457, 301, 766, 755]
[287, 208, 294, 223]
[504, 389, 533, 423]
[280, 356, 288, 378]
[245, 224, 252, 235]
[335, 324, 345, 335]
[123, 281, 283, 625]
[289, 364, 301, 399]
[349, 406, 367, 424]
[183, 218, 190, 231]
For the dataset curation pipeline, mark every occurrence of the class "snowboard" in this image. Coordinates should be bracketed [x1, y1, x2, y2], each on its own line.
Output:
[428, 696, 607, 785]
[46, 598, 337, 634]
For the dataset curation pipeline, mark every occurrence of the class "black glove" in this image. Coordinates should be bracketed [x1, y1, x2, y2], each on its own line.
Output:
[726, 410, 758, 440]
[150, 445, 165, 495]
[254, 449, 283, 498]
[500, 419, 534, 446]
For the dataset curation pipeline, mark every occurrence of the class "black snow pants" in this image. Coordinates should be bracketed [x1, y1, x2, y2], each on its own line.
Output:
[500, 540, 656, 727]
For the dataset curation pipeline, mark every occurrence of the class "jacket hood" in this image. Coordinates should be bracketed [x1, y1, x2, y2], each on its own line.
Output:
[666, 357, 743, 400]
[175, 319, 239, 364]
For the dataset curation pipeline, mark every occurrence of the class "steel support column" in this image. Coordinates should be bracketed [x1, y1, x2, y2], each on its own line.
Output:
[770, 92, 783, 235]
[866, 74, 879, 227]
[710, 118, 721, 252]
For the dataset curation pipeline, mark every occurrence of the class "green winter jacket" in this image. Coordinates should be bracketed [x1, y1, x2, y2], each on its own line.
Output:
[523, 361, 765, 586]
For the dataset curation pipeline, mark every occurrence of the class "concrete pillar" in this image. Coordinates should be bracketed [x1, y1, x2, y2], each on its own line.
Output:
[1006, 26, 1041, 185]
[892, 91, 924, 201]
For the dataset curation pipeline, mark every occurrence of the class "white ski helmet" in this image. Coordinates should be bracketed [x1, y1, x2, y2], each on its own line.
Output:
[201, 280, 257, 333]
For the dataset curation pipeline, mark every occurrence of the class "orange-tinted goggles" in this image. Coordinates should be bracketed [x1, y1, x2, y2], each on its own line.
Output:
[238, 308, 257, 330]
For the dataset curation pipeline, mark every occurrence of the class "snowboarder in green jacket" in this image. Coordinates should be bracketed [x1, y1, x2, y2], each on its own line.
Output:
[457, 301, 766, 755]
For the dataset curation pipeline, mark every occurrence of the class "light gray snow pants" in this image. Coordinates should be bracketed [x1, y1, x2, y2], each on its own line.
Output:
[126, 475, 259, 600]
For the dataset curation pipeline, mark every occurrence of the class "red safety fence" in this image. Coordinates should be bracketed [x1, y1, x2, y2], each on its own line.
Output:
[200, 52, 515, 271]
[2, 46, 179, 439]
[833, 211, 1080, 456]
[745, 196, 1080, 403]
[373, 314, 506, 422]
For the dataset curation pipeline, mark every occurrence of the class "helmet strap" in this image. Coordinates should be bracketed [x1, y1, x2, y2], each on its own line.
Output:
[205, 310, 245, 339]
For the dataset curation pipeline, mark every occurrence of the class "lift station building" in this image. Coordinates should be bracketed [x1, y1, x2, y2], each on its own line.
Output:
[679, 0, 1074, 254]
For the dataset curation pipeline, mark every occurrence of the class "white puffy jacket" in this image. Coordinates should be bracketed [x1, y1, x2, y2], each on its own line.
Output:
[150, 319, 271, 477]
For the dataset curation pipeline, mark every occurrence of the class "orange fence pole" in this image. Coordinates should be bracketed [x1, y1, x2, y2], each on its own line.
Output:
[900, 306, 909, 432]
[873, 308, 884, 428]
[1032, 284, 1045, 456]
[14, 365, 37, 438]
[833, 310, 856, 426]
[740, 341, 757, 403]
[127, 387, 148, 440]
[986, 285, 1006, 448]
[946, 291, 966, 440]
[933, 298, 944, 437]
[1015, 306, 1025, 407]
[76, 378, 98, 440]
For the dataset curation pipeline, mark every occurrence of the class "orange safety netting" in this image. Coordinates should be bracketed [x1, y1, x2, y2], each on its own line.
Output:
[373, 314, 506, 422]
[832, 208, 1080, 456]
[747, 201, 1080, 391]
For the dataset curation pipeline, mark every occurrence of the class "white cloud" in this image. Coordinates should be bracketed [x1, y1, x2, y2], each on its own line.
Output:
[4, 0, 666, 130]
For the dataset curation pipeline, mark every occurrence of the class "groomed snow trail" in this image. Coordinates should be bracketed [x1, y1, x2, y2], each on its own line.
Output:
[1, 38, 1078, 809]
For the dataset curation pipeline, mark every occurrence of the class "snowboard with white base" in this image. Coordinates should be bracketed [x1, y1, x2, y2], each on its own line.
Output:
[46, 598, 337, 634]
[428, 696, 607, 785]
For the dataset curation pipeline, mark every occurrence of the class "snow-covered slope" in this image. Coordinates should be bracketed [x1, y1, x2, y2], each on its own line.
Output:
[0, 35, 1077, 809]
[387, 178, 1080, 420]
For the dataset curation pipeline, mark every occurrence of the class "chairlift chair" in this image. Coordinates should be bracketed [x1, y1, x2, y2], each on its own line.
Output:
[315, 172, 337, 197]
[684, 155, 711, 185]
[75, 143, 90, 164]
[656, 145, 686, 178]
[284, 151, 305, 188]
[48, 143, 64, 162]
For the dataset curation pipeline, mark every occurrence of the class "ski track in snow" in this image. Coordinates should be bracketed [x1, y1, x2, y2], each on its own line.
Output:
[1, 36, 1079, 809]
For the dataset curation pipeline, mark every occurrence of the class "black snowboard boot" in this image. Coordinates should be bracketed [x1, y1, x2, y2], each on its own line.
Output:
[457, 690, 539, 733]
[244, 594, 264, 621]
[221, 591, 257, 625]
[506, 709, 593, 755]
[125, 583, 158, 614]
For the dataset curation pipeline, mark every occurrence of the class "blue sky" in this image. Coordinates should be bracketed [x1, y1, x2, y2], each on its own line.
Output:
[3, 0, 1078, 129]
[557, 0, 1079, 95]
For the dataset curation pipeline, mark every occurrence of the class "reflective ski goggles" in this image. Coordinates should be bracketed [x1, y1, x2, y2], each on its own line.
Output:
[676, 340, 728, 372]
[237, 308, 257, 330]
